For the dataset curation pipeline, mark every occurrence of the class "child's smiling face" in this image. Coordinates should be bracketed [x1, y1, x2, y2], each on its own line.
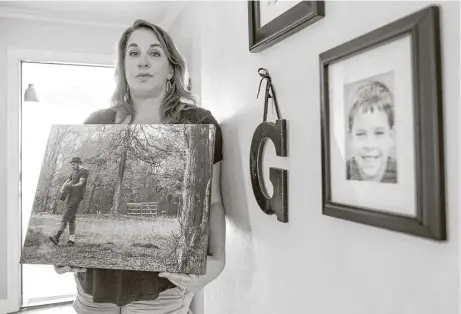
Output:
[349, 109, 394, 181]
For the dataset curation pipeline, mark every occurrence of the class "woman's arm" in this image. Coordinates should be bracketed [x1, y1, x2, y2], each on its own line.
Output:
[206, 161, 226, 270]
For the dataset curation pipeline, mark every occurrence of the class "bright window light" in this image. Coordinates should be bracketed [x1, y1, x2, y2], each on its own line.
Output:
[21, 61, 115, 307]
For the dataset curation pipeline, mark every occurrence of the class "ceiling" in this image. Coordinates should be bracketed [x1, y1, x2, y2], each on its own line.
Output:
[0, 1, 185, 29]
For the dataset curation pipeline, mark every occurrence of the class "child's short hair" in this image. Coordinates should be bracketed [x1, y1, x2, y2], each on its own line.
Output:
[348, 81, 395, 132]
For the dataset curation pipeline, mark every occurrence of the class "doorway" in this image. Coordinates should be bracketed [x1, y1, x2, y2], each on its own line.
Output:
[21, 61, 115, 307]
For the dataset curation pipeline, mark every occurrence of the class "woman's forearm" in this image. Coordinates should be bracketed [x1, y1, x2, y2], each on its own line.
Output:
[207, 200, 226, 265]
[205, 201, 226, 282]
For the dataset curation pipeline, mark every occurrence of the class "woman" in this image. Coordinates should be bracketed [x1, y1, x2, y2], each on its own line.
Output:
[54, 19, 226, 314]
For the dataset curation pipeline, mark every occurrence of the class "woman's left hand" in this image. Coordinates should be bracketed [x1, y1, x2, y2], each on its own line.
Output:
[159, 255, 225, 293]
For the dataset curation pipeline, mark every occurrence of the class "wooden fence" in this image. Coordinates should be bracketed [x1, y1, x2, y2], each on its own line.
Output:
[126, 202, 162, 217]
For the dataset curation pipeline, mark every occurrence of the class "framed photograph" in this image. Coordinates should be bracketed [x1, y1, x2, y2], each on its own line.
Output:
[248, 0, 324, 53]
[319, 6, 445, 240]
[20, 123, 216, 274]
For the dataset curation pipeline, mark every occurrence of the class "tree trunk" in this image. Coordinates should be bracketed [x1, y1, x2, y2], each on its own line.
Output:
[192, 126, 213, 273]
[51, 199, 58, 214]
[41, 127, 69, 212]
[41, 189, 50, 213]
[41, 152, 58, 212]
[85, 163, 102, 214]
[194, 126, 211, 225]
[111, 148, 127, 214]
[177, 125, 206, 272]
[110, 129, 130, 214]
[47, 151, 61, 212]
[42, 154, 59, 212]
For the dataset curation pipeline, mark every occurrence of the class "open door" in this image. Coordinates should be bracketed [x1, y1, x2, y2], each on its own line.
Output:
[5, 47, 114, 313]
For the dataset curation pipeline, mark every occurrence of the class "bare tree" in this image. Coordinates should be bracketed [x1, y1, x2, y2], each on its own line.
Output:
[177, 125, 214, 272]
[37, 125, 74, 212]
[110, 126, 132, 214]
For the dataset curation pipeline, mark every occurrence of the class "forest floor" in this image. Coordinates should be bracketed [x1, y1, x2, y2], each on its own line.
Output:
[21, 212, 184, 272]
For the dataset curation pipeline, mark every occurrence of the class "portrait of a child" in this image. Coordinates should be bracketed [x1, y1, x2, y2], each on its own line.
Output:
[346, 79, 397, 183]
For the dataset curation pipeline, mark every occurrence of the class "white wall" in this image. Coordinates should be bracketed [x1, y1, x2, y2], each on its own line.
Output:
[0, 16, 123, 305]
[200, 1, 460, 314]
[167, 1, 202, 103]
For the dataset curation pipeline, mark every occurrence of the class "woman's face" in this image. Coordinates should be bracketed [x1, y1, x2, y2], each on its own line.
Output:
[124, 28, 172, 97]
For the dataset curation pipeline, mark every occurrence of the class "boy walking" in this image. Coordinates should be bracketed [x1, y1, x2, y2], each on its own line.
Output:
[49, 157, 89, 246]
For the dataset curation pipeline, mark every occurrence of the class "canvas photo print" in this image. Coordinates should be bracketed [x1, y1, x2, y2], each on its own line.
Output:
[344, 71, 397, 184]
[20, 124, 216, 275]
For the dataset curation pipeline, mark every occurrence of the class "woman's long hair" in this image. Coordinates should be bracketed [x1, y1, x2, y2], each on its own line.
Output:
[111, 19, 196, 123]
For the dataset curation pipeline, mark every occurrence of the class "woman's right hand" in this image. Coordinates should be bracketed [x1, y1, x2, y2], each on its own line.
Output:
[54, 265, 86, 274]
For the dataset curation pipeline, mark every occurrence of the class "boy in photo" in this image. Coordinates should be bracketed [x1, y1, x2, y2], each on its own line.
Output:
[346, 80, 397, 183]
[49, 157, 89, 245]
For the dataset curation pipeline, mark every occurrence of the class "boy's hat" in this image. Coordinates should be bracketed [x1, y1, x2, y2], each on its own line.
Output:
[70, 157, 82, 163]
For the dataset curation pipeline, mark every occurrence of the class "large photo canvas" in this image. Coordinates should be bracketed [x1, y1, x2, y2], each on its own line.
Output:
[20, 124, 216, 274]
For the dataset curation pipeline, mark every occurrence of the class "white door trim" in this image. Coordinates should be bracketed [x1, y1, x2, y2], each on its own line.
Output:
[5, 47, 113, 314]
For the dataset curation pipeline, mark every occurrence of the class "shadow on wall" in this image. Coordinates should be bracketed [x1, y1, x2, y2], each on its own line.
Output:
[218, 117, 258, 306]
[220, 121, 252, 233]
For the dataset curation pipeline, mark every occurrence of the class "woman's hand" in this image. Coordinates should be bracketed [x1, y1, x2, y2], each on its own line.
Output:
[159, 255, 225, 293]
[54, 265, 86, 274]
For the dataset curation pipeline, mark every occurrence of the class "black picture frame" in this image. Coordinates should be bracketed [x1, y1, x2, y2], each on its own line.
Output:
[248, 1, 324, 53]
[319, 6, 446, 240]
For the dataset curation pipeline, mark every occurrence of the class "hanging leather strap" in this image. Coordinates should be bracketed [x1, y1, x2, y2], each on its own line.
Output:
[256, 68, 282, 122]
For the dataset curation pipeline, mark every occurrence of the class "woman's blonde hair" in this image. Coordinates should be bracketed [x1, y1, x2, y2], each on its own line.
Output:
[111, 19, 196, 123]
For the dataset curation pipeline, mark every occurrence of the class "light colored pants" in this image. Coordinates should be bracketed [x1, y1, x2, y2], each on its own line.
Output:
[73, 276, 194, 314]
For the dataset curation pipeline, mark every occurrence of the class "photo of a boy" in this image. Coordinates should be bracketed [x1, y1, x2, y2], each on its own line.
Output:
[49, 156, 89, 245]
[346, 79, 397, 183]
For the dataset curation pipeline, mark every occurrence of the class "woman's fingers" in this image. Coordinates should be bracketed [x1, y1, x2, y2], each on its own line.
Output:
[54, 266, 70, 274]
[159, 272, 203, 291]
[159, 272, 192, 282]
[159, 272, 188, 288]
[54, 266, 86, 274]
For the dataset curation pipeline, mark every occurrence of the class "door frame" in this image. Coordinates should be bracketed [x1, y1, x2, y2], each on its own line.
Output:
[4, 47, 113, 314]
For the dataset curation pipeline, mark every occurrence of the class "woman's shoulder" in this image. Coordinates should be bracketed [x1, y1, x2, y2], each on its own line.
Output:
[84, 108, 117, 124]
[184, 106, 223, 163]
[184, 106, 219, 125]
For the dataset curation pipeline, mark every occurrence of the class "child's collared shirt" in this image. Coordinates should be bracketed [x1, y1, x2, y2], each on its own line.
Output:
[347, 157, 397, 183]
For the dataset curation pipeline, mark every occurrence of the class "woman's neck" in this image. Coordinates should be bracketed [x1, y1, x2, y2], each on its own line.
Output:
[131, 93, 164, 123]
